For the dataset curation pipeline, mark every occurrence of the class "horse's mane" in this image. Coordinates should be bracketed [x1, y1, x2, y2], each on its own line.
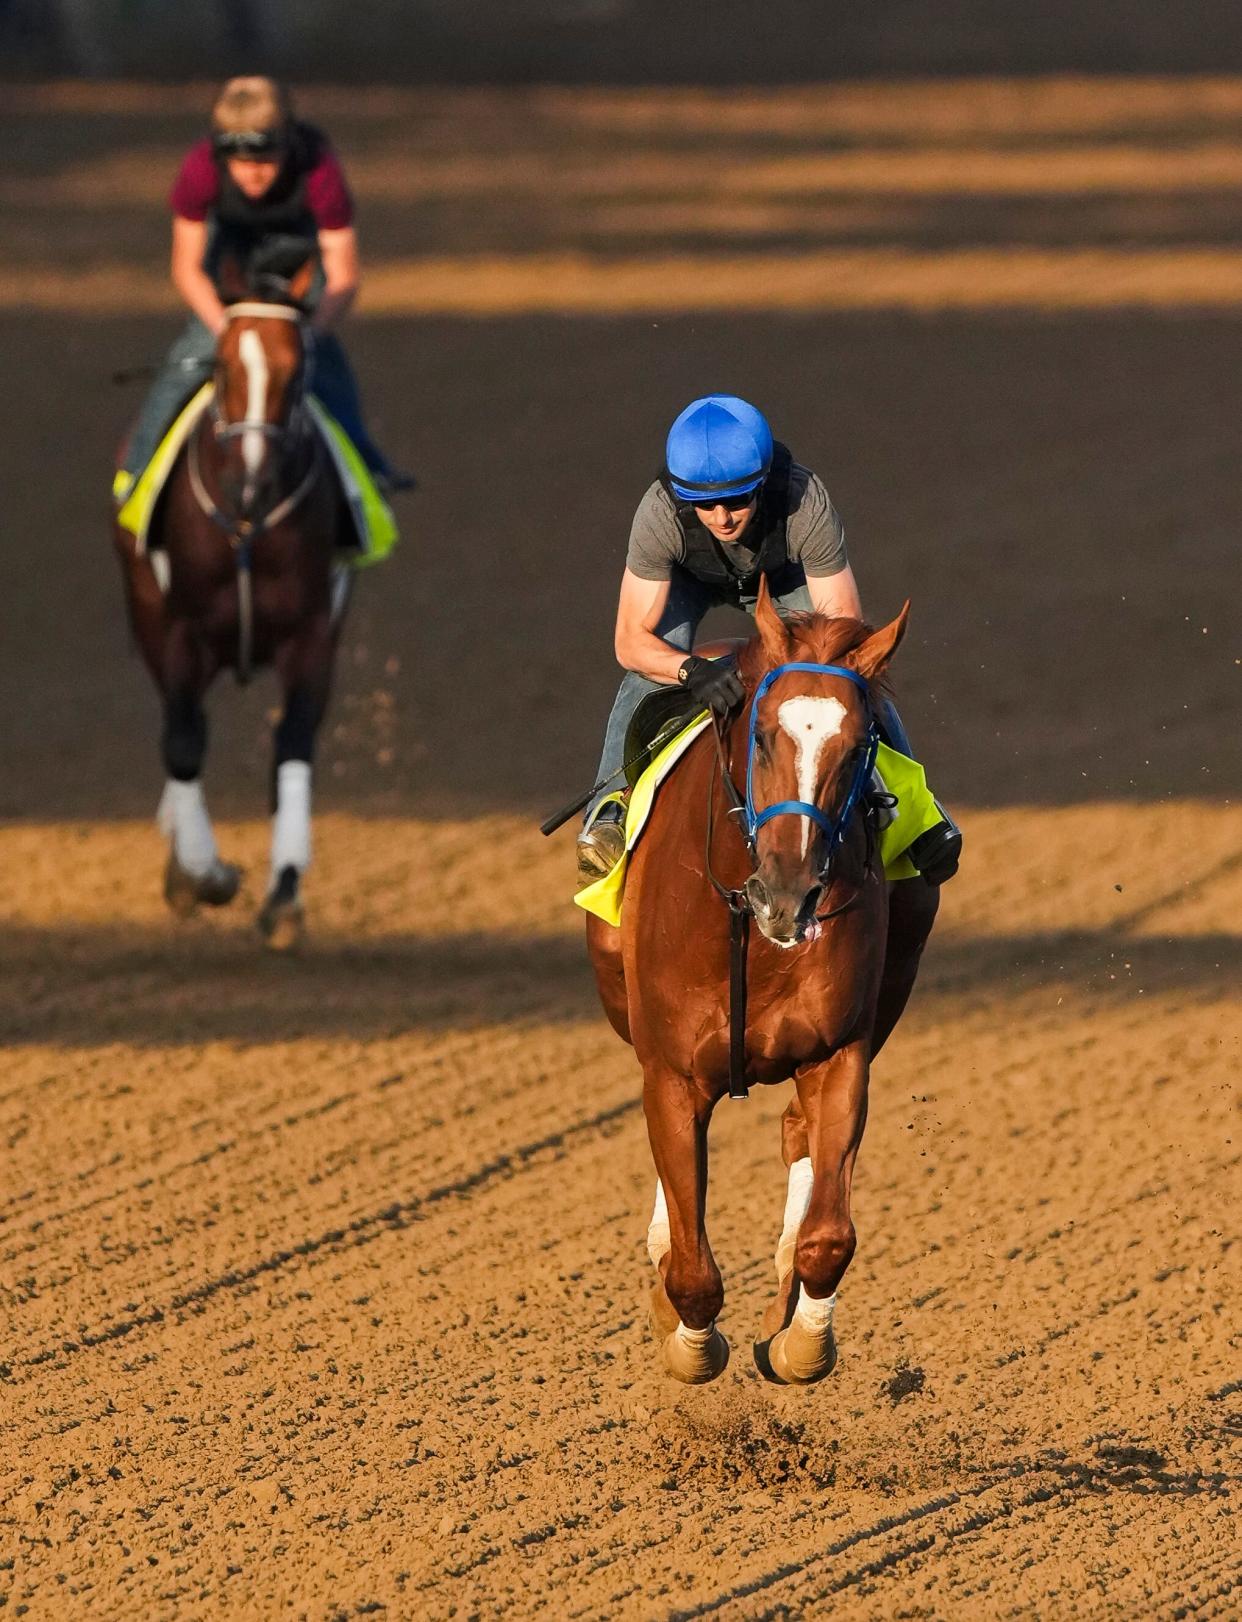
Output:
[736, 612, 893, 703]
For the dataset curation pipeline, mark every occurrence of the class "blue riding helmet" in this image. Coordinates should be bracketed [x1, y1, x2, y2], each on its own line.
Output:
[665, 395, 774, 503]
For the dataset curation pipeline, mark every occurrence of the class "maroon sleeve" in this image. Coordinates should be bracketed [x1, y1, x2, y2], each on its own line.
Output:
[169, 139, 219, 221]
[306, 146, 354, 231]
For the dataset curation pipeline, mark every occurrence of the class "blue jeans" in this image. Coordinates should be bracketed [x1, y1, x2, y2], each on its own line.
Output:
[120, 319, 390, 481]
[589, 565, 814, 818]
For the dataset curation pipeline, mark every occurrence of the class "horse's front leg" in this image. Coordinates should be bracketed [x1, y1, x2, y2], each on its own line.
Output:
[157, 617, 238, 915]
[259, 609, 337, 949]
[764, 1039, 870, 1385]
[643, 1066, 729, 1384]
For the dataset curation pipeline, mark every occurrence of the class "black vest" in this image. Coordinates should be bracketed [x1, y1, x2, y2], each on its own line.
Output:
[660, 442, 795, 602]
[211, 121, 325, 273]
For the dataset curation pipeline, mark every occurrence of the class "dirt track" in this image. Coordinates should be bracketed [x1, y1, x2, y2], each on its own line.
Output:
[1, 81, 1239, 1618]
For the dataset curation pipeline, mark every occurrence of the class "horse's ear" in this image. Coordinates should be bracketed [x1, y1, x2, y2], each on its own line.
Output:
[216, 251, 248, 305]
[287, 254, 315, 305]
[852, 600, 910, 681]
[755, 574, 791, 666]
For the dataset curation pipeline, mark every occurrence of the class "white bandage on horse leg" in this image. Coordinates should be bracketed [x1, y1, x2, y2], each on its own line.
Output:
[647, 1179, 670, 1270]
[793, 1288, 836, 1334]
[271, 760, 312, 878]
[775, 1156, 814, 1281]
[157, 779, 219, 877]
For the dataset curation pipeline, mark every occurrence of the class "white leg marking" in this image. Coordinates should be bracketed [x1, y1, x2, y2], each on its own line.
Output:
[793, 1289, 836, 1334]
[673, 1321, 715, 1347]
[777, 696, 847, 856]
[775, 1155, 814, 1280]
[157, 778, 218, 877]
[647, 1178, 670, 1270]
[237, 328, 269, 480]
[271, 760, 312, 879]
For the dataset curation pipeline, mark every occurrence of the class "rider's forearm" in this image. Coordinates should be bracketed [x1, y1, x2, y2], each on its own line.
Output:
[615, 625, 692, 685]
[174, 266, 226, 335]
[312, 283, 358, 332]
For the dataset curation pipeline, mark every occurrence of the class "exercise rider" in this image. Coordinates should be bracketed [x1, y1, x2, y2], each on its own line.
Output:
[115, 75, 408, 499]
[577, 393, 962, 886]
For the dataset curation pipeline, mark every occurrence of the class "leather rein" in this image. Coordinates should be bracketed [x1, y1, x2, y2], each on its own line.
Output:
[185, 302, 322, 685]
[703, 661, 882, 1101]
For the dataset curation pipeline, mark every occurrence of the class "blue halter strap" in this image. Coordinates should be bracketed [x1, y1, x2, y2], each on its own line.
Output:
[744, 661, 879, 858]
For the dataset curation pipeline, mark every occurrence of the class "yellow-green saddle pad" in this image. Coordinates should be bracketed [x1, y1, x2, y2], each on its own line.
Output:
[113, 384, 398, 568]
[575, 713, 943, 927]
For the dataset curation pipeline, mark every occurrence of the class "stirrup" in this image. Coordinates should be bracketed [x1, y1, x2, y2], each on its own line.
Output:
[576, 796, 627, 886]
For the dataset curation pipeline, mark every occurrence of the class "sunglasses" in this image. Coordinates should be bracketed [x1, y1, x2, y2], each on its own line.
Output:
[692, 490, 759, 514]
[213, 130, 286, 159]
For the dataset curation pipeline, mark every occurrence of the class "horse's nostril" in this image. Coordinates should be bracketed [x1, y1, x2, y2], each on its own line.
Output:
[744, 876, 771, 917]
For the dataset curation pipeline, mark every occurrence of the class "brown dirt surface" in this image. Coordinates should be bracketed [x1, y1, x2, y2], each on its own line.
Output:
[1, 78, 1239, 1618]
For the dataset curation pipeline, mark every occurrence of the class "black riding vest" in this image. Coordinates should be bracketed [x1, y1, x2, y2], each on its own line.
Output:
[661, 442, 795, 603]
[210, 121, 325, 271]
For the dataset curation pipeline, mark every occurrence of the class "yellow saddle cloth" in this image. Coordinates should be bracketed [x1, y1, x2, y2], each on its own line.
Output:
[575, 714, 944, 927]
[112, 385, 398, 568]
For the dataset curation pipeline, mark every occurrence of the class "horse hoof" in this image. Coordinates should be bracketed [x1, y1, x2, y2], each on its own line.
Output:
[763, 1321, 838, 1387]
[258, 866, 304, 951]
[661, 1321, 730, 1385]
[164, 855, 241, 918]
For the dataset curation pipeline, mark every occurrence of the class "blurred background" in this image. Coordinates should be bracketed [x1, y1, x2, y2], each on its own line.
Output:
[1, 3, 1239, 821]
[4, 0, 1242, 79]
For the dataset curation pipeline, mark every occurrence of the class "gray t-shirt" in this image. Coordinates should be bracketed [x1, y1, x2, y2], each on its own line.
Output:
[626, 463, 848, 583]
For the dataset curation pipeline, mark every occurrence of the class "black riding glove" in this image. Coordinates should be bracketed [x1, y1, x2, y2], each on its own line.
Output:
[677, 655, 745, 717]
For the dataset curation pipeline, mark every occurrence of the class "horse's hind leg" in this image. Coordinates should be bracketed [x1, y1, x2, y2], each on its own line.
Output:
[259, 611, 337, 949]
[753, 1106, 813, 1365]
[158, 619, 238, 915]
[872, 877, 939, 1058]
[643, 1067, 729, 1384]
[759, 1040, 869, 1386]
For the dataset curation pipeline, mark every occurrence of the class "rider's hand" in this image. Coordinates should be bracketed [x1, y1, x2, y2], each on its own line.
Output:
[677, 655, 745, 717]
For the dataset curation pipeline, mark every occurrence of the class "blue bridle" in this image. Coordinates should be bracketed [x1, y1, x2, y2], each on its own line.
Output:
[743, 661, 879, 863]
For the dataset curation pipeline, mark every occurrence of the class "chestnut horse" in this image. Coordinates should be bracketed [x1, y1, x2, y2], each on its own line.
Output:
[586, 580, 939, 1385]
[114, 254, 354, 947]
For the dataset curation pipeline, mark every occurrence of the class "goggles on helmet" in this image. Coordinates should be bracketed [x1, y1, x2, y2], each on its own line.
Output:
[213, 129, 286, 159]
[692, 486, 761, 513]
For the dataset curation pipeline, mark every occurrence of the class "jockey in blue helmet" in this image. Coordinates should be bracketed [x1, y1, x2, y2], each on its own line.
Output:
[577, 393, 962, 886]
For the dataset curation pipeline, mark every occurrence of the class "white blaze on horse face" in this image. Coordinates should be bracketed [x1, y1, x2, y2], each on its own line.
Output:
[237, 327, 270, 480]
[776, 695, 848, 857]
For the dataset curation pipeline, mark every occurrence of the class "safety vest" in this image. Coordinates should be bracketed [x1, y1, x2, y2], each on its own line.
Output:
[660, 442, 795, 603]
[209, 121, 325, 279]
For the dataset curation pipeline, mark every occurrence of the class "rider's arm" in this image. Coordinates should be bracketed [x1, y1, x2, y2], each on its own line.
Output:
[614, 570, 688, 684]
[807, 563, 864, 620]
[171, 217, 226, 334]
[313, 227, 360, 331]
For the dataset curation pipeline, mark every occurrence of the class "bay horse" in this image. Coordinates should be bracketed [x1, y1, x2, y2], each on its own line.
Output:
[586, 579, 940, 1385]
[114, 251, 353, 947]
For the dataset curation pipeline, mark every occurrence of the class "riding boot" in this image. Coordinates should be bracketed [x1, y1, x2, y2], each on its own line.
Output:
[907, 802, 963, 886]
[576, 797, 627, 887]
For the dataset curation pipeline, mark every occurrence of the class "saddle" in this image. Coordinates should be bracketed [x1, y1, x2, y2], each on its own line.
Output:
[113, 387, 397, 572]
[621, 640, 747, 786]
